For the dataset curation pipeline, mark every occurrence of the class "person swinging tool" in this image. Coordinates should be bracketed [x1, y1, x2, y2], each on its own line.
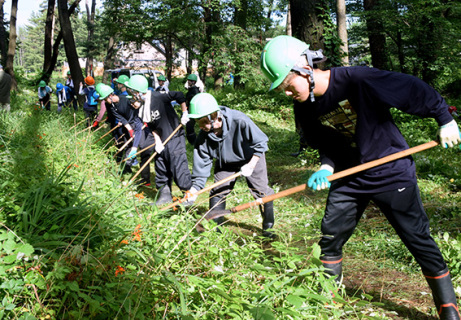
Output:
[125, 75, 192, 204]
[184, 93, 275, 238]
[261, 35, 461, 319]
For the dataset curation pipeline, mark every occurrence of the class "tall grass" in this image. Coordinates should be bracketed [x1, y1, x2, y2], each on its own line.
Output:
[0, 85, 460, 319]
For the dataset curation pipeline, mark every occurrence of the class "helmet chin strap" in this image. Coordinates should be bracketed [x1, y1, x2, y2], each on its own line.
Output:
[292, 67, 315, 102]
[292, 48, 326, 103]
[207, 111, 221, 130]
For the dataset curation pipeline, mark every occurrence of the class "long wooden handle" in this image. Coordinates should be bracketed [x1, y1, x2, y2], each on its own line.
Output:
[161, 172, 242, 211]
[129, 124, 183, 184]
[230, 140, 439, 213]
[114, 136, 134, 157]
[94, 124, 122, 144]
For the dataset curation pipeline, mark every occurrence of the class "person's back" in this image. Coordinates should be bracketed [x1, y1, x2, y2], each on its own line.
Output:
[0, 66, 12, 111]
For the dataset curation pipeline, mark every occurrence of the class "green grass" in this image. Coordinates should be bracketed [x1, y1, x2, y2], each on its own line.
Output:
[0, 82, 460, 319]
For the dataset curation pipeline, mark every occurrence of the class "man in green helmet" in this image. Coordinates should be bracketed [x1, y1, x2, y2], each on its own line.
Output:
[115, 75, 130, 97]
[38, 80, 53, 111]
[185, 93, 275, 238]
[65, 70, 78, 111]
[260, 35, 461, 319]
[182, 73, 203, 145]
[126, 75, 192, 205]
[155, 74, 169, 92]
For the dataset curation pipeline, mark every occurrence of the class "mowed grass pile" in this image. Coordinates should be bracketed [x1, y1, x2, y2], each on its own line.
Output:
[0, 84, 460, 319]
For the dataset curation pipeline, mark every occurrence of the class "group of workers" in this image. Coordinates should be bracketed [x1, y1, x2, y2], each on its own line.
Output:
[33, 34, 460, 319]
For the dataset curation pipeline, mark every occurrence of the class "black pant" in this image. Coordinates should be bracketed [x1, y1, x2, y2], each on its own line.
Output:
[154, 135, 192, 191]
[40, 94, 51, 110]
[138, 129, 155, 185]
[320, 183, 447, 274]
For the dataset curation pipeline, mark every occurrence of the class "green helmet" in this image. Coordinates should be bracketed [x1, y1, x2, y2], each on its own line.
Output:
[189, 93, 220, 119]
[260, 35, 309, 91]
[67, 71, 71, 75]
[96, 84, 114, 100]
[157, 74, 166, 81]
[187, 74, 198, 81]
[125, 75, 148, 93]
[116, 75, 130, 85]
[39, 80, 46, 87]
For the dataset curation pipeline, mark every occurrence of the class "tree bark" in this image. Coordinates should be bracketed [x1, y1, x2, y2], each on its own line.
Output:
[286, 2, 292, 36]
[336, 0, 349, 65]
[0, 0, 7, 66]
[5, 0, 18, 90]
[43, 0, 80, 81]
[102, 35, 115, 83]
[85, 0, 96, 76]
[289, 0, 326, 51]
[363, 0, 388, 70]
[42, 0, 56, 81]
[57, 0, 83, 103]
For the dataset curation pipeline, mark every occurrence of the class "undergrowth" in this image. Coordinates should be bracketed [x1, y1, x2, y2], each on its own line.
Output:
[0, 85, 460, 319]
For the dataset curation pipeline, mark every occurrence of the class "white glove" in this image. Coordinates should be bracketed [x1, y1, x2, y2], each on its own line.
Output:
[155, 140, 165, 154]
[240, 163, 256, 177]
[437, 119, 461, 148]
[184, 187, 198, 203]
[181, 111, 190, 125]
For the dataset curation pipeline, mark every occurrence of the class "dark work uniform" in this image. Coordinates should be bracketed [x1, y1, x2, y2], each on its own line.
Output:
[146, 91, 192, 191]
[185, 85, 201, 145]
[111, 96, 155, 184]
[295, 66, 453, 276]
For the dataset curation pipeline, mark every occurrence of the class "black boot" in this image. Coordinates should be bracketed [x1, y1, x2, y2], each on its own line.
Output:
[209, 197, 226, 231]
[424, 269, 460, 320]
[320, 255, 343, 286]
[260, 201, 275, 239]
[155, 185, 172, 206]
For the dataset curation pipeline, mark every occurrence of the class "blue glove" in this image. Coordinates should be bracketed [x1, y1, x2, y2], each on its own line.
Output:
[307, 169, 332, 191]
[127, 147, 137, 159]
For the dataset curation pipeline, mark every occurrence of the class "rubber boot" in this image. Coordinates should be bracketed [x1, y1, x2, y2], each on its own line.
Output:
[260, 201, 275, 239]
[424, 269, 460, 320]
[155, 184, 172, 206]
[209, 197, 226, 232]
[320, 255, 343, 286]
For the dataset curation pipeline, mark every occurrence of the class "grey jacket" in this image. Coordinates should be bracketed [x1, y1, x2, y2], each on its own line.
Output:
[191, 106, 269, 190]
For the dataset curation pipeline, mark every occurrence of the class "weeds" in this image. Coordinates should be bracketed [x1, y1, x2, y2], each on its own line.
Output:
[0, 86, 460, 319]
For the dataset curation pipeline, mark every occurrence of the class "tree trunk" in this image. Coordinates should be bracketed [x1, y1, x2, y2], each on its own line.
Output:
[43, 0, 80, 80]
[286, 2, 292, 36]
[363, 0, 388, 70]
[336, 0, 349, 65]
[102, 35, 115, 83]
[57, 0, 83, 103]
[85, 0, 96, 77]
[5, 0, 18, 90]
[42, 0, 56, 81]
[0, 0, 7, 66]
[289, 0, 326, 51]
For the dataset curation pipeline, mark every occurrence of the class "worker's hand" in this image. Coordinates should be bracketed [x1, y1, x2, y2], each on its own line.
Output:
[92, 121, 98, 128]
[127, 147, 137, 159]
[155, 139, 165, 154]
[181, 111, 189, 125]
[308, 165, 334, 191]
[240, 163, 256, 177]
[437, 119, 461, 148]
[240, 156, 260, 177]
[128, 129, 134, 138]
[183, 187, 198, 203]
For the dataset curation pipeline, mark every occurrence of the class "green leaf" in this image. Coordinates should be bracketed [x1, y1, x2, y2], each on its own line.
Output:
[286, 294, 304, 308]
[16, 243, 34, 256]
